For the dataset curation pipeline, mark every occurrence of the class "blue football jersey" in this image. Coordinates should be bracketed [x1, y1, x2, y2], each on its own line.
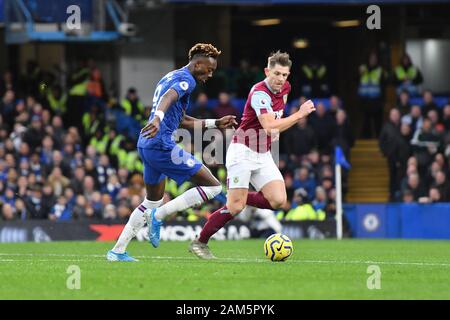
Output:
[137, 67, 196, 150]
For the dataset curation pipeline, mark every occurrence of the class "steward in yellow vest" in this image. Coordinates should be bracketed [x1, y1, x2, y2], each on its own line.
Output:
[393, 54, 423, 96]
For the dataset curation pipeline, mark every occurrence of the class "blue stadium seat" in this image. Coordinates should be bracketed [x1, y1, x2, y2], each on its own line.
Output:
[410, 96, 449, 108]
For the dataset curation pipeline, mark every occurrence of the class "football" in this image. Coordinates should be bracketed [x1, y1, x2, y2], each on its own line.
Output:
[264, 233, 294, 262]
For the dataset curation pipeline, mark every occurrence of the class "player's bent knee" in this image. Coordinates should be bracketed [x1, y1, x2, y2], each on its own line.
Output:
[268, 195, 287, 210]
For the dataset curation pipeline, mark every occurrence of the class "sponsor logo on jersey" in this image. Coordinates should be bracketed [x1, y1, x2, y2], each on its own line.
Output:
[274, 110, 284, 120]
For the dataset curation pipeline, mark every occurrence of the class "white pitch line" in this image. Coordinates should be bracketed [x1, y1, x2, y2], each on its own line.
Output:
[1, 253, 450, 267]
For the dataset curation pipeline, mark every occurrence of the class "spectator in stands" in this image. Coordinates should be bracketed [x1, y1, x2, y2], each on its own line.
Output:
[393, 53, 423, 97]
[283, 116, 317, 160]
[427, 109, 445, 135]
[328, 95, 342, 119]
[213, 92, 240, 120]
[96, 154, 116, 191]
[190, 93, 215, 119]
[442, 104, 450, 132]
[379, 108, 402, 200]
[285, 188, 326, 221]
[358, 51, 388, 138]
[49, 195, 71, 221]
[411, 118, 440, 175]
[401, 104, 423, 136]
[298, 57, 330, 98]
[293, 167, 316, 200]
[401, 189, 415, 203]
[397, 122, 413, 189]
[87, 66, 106, 101]
[309, 102, 334, 153]
[82, 103, 105, 143]
[67, 59, 90, 129]
[83, 175, 97, 203]
[434, 170, 450, 201]
[0, 71, 17, 97]
[15, 199, 28, 220]
[46, 84, 67, 117]
[331, 109, 354, 159]
[422, 90, 441, 120]
[312, 186, 327, 212]
[401, 173, 427, 201]
[397, 89, 412, 116]
[1, 90, 16, 127]
[23, 115, 45, 152]
[48, 167, 70, 197]
[121, 87, 145, 123]
[1, 203, 15, 221]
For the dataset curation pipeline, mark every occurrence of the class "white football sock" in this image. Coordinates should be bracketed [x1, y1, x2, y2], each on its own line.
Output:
[112, 197, 163, 254]
[154, 185, 222, 221]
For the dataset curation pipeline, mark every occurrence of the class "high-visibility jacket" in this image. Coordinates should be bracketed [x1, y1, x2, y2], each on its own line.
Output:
[69, 68, 90, 96]
[302, 64, 327, 79]
[117, 149, 143, 173]
[108, 134, 125, 156]
[285, 204, 326, 221]
[47, 91, 67, 114]
[121, 98, 145, 121]
[395, 65, 420, 95]
[89, 135, 109, 154]
[82, 113, 101, 137]
[358, 65, 384, 98]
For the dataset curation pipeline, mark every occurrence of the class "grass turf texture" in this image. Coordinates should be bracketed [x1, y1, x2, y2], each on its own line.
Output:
[1, 239, 450, 299]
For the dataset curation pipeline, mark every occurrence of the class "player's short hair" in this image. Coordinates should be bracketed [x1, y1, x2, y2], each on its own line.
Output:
[188, 43, 221, 61]
[267, 51, 292, 69]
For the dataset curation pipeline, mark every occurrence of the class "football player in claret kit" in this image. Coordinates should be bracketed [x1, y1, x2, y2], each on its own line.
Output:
[189, 51, 316, 259]
[107, 43, 237, 261]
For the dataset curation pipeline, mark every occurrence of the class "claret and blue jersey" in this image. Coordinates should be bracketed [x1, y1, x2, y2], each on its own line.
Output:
[137, 67, 202, 185]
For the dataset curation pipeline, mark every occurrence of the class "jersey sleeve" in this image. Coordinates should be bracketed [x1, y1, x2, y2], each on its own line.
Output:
[250, 91, 273, 116]
[170, 76, 196, 99]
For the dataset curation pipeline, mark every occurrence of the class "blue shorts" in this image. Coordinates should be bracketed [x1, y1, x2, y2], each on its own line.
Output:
[138, 146, 203, 185]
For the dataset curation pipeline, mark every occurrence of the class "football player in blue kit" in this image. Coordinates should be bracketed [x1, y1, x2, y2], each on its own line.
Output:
[107, 43, 237, 261]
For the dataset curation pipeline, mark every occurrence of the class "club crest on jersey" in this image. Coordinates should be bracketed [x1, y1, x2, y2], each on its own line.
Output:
[186, 158, 195, 168]
[180, 81, 189, 91]
[283, 94, 288, 105]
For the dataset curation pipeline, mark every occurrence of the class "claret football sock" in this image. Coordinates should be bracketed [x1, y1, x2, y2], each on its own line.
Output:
[198, 206, 234, 244]
[246, 191, 274, 210]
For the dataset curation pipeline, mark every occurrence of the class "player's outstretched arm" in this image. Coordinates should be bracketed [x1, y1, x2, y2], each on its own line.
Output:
[180, 115, 237, 130]
[258, 99, 315, 135]
[141, 89, 179, 138]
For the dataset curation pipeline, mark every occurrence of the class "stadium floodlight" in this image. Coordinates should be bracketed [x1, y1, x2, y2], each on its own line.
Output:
[252, 18, 281, 27]
[333, 20, 361, 28]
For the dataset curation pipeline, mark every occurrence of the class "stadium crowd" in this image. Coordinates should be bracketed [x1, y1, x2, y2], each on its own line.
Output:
[1, 54, 448, 223]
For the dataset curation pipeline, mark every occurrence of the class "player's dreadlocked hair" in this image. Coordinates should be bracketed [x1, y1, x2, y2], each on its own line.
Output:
[267, 51, 292, 69]
[188, 43, 222, 61]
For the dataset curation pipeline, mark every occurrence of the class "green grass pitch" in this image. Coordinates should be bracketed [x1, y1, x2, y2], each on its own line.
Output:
[1, 239, 450, 299]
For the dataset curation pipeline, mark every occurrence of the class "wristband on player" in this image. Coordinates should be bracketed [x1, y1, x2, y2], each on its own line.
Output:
[205, 119, 217, 129]
[154, 110, 165, 122]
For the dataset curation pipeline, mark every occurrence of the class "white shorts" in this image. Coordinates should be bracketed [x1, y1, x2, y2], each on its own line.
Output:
[226, 143, 284, 191]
